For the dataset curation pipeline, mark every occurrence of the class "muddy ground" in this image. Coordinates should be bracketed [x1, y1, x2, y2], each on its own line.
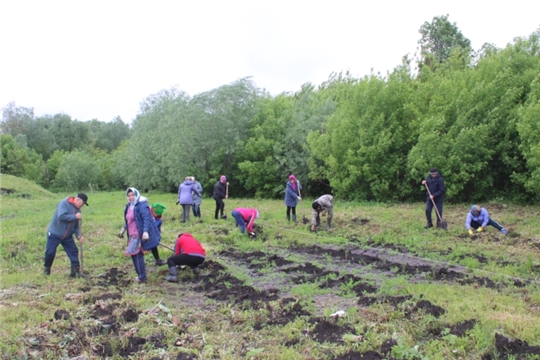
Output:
[9, 232, 540, 359]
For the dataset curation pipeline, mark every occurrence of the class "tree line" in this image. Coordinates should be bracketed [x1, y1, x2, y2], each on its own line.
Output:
[2, 16, 539, 203]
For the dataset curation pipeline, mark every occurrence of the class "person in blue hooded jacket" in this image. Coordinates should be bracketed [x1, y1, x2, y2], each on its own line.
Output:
[466, 205, 507, 236]
[178, 177, 201, 223]
[284, 174, 302, 222]
[118, 187, 162, 283]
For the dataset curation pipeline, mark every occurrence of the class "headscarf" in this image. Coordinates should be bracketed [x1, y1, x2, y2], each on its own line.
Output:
[289, 174, 297, 191]
[126, 187, 140, 207]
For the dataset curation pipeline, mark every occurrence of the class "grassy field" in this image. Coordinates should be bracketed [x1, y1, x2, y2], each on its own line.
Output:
[1, 173, 540, 359]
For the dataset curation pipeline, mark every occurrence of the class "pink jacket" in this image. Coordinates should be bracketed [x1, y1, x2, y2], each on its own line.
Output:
[235, 208, 258, 233]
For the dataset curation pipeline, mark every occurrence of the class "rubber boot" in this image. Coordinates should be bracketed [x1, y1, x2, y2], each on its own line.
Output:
[292, 215, 297, 223]
[44, 267, 51, 276]
[155, 259, 166, 266]
[70, 266, 80, 277]
[286, 215, 290, 222]
[164, 266, 178, 282]
[326, 218, 332, 231]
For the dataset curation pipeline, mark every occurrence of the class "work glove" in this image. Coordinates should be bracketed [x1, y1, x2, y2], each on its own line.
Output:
[142, 231, 149, 241]
[297, 196, 302, 200]
[248, 231, 256, 238]
[118, 228, 126, 238]
[175, 201, 179, 205]
[468, 229, 474, 236]
[477, 227, 483, 233]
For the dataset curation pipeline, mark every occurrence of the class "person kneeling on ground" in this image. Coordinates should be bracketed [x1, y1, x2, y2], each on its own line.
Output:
[311, 195, 333, 232]
[164, 233, 206, 282]
[231, 208, 259, 237]
[466, 205, 507, 236]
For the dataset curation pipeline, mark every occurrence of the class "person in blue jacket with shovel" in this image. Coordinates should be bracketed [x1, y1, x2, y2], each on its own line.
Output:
[118, 187, 162, 283]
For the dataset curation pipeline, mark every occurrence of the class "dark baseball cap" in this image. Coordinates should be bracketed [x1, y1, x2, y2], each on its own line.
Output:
[76, 193, 89, 206]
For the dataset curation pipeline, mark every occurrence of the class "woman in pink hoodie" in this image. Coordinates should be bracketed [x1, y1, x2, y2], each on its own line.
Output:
[231, 208, 259, 236]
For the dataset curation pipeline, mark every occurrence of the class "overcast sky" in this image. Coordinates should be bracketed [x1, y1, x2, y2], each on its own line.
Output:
[1, 0, 539, 123]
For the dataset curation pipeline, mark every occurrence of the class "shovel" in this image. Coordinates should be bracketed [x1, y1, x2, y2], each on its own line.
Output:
[297, 180, 303, 221]
[425, 185, 448, 231]
[78, 219, 85, 275]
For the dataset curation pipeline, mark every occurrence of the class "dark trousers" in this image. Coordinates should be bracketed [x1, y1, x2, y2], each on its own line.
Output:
[151, 247, 160, 260]
[167, 254, 205, 269]
[214, 197, 225, 219]
[470, 219, 503, 231]
[131, 252, 147, 280]
[44, 232, 79, 268]
[192, 204, 201, 217]
[286, 206, 296, 217]
[425, 198, 443, 226]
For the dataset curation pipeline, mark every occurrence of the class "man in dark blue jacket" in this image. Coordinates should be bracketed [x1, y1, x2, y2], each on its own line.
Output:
[44, 193, 88, 277]
[422, 168, 445, 229]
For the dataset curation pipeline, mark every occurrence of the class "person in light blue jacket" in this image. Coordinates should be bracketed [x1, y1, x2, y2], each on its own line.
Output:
[178, 177, 201, 222]
[190, 176, 203, 218]
[466, 205, 507, 236]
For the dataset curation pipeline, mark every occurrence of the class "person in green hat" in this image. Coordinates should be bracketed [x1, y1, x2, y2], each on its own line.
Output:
[150, 203, 167, 232]
[147, 202, 167, 266]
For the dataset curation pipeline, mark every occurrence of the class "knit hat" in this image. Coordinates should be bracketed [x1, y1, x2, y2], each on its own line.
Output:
[430, 168, 438, 175]
[220, 175, 227, 183]
[470, 205, 481, 214]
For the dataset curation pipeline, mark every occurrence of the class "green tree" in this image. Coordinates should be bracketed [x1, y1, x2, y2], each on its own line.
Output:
[418, 15, 471, 71]
[43, 150, 66, 188]
[26, 116, 58, 160]
[50, 114, 91, 152]
[125, 78, 261, 193]
[0, 102, 34, 136]
[88, 117, 131, 152]
[54, 151, 99, 192]
[308, 68, 415, 201]
[0, 134, 43, 183]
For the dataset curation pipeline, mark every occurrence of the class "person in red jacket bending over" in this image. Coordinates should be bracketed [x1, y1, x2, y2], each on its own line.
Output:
[164, 233, 206, 282]
[231, 208, 259, 237]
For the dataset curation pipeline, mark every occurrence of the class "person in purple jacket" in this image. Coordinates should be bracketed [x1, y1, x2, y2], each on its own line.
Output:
[178, 177, 201, 223]
[466, 205, 507, 236]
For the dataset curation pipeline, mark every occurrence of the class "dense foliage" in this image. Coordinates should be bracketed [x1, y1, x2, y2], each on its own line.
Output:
[2, 20, 539, 202]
